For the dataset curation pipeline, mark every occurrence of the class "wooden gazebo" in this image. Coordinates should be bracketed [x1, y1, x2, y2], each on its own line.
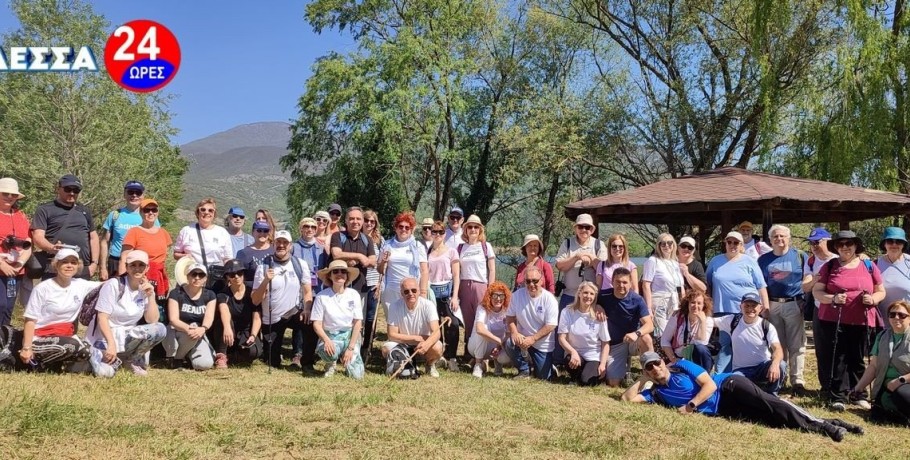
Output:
[564, 167, 910, 254]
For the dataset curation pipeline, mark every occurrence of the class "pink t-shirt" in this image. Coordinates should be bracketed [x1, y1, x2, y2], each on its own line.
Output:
[817, 259, 883, 326]
[428, 247, 458, 284]
[596, 260, 636, 290]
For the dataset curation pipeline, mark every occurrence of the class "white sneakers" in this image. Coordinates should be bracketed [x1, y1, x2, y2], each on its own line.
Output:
[447, 358, 459, 372]
[427, 363, 440, 378]
[323, 364, 336, 378]
[472, 363, 483, 378]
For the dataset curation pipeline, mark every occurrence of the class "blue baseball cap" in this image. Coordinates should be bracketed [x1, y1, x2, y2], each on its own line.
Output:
[124, 180, 144, 192]
[228, 207, 245, 217]
[449, 206, 464, 217]
[252, 220, 270, 231]
[807, 227, 831, 241]
[741, 292, 761, 304]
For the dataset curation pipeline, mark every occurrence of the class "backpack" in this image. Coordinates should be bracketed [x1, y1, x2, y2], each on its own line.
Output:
[263, 254, 304, 284]
[729, 313, 771, 350]
[563, 237, 603, 265]
[385, 343, 419, 379]
[79, 276, 127, 326]
[292, 240, 326, 287]
[0, 324, 22, 370]
[338, 231, 369, 248]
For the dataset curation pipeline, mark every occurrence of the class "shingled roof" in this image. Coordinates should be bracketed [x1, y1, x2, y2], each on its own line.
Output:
[565, 167, 910, 225]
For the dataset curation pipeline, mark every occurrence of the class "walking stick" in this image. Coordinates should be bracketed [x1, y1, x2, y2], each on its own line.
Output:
[828, 292, 845, 386]
[387, 317, 450, 382]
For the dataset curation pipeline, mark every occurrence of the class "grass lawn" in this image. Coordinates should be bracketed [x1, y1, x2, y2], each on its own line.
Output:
[0, 314, 906, 459]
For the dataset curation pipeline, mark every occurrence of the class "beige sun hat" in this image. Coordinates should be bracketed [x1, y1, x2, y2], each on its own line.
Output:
[317, 259, 360, 287]
[0, 178, 24, 199]
[464, 214, 484, 228]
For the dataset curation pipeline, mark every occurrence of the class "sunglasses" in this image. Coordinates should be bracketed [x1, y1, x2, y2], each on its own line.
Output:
[142, 207, 158, 213]
[525, 278, 541, 285]
[230, 214, 245, 219]
[809, 241, 821, 246]
[679, 244, 694, 250]
[645, 361, 661, 372]
[396, 225, 411, 231]
[431, 230, 445, 236]
[126, 190, 143, 196]
[331, 269, 348, 275]
[448, 215, 462, 220]
[329, 211, 341, 217]
[188, 271, 207, 279]
[576, 225, 593, 231]
[315, 217, 328, 222]
[658, 241, 674, 247]
[889, 311, 910, 320]
[401, 288, 418, 295]
[725, 240, 741, 246]
[885, 239, 905, 245]
[301, 225, 316, 230]
[835, 240, 856, 248]
[254, 228, 270, 233]
[63, 186, 81, 193]
[465, 225, 480, 231]
[364, 219, 376, 223]
[198, 208, 215, 213]
[226, 272, 243, 278]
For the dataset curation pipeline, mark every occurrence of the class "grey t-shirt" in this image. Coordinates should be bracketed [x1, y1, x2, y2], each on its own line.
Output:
[31, 200, 94, 265]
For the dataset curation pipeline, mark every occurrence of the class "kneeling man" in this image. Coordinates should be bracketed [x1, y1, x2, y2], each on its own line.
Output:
[382, 277, 443, 378]
[504, 266, 559, 380]
[715, 292, 786, 395]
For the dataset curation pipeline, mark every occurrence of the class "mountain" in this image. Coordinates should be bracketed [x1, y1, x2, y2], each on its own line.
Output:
[179, 122, 293, 226]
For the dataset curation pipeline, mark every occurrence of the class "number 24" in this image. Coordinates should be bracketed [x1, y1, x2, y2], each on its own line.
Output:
[113, 26, 160, 61]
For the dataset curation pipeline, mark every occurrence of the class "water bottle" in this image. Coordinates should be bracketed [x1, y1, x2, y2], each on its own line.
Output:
[5, 277, 15, 299]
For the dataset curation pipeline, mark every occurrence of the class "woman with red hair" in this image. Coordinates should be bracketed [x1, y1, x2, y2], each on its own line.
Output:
[467, 281, 513, 378]
[377, 211, 429, 315]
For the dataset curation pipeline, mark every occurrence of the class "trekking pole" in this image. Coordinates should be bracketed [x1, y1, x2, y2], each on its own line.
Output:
[828, 290, 846, 386]
[266, 259, 273, 375]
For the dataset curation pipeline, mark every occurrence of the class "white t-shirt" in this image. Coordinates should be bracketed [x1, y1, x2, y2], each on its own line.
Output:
[380, 237, 427, 290]
[253, 256, 311, 325]
[660, 313, 714, 357]
[507, 288, 559, 352]
[457, 242, 495, 283]
[174, 224, 233, 265]
[387, 297, 439, 337]
[715, 315, 780, 369]
[311, 287, 363, 332]
[474, 306, 508, 338]
[444, 227, 463, 250]
[86, 278, 148, 347]
[557, 308, 611, 361]
[556, 237, 608, 293]
[25, 278, 101, 329]
[743, 239, 773, 260]
[803, 252, 836, 307]
[642, 256, 684, 295]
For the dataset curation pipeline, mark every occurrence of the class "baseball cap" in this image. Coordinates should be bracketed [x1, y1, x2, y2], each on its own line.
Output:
[185, 263, 207, 276]
[223, 259, 244, 275]
[328, 203, 342, 214]
[58, 174, 82, 190]
[54, 247, 80, 261]
[140, 198, 158, 209]
[124, 180, 144, 192]
[640, 351, 662, 368]
[275, 230, 293, 242]
[575, 214, 594, 227]
[314, 211, 330, 220]
[124, 250, 149, 265]
[252, 221, 270, 231]
[449, 206, 464, 217]
[679, 236, 696, 247]
[725, 231, 744, 243]
[741, 292, 761, 304]
[228, 207, 245, 217]
[738, 221, 754, 231]
[807, 227, 831, 241]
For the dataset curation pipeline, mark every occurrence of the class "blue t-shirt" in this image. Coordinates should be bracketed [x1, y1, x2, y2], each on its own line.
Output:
[600, 290, 650, 346]
[292, 239, 328, 291]
[236, 246, 275, 287]
[706, 255, 767, 315]
[641, 359, 732, 415]
[102, 207, 159, 258]
[230, 232, 253, 258]
[758, 248, 805, 298]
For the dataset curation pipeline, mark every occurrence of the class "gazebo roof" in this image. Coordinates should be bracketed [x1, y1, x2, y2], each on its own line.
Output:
[565, 167, 910, 225]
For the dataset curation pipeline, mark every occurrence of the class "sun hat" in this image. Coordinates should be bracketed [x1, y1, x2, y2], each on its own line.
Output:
[827, 230, 865, 254]
[314, 211, 330, 221]
[318, 259, 360, 286]
[301, 217, 317, 227]
[124, 250, 149, 265]
[522, 234, 542, 249]
[421, 218, 435, 228]
[464, 215, 483, 228]
[575, 214, 594, 227]
[880, 227, 908, 252]
[0, 178, 25, 198]
[174, 257, 195, 285]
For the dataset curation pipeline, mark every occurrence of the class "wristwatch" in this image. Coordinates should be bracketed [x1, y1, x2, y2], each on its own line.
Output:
[687, 401, 697, 410]
[634, 330, 642, 339]
[900, 376, 907, 384]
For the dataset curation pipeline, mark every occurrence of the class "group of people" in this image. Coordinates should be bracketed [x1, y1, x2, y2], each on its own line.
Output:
[1, 175, 908, 439]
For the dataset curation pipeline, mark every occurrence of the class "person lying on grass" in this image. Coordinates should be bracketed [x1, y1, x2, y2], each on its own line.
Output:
[621, 352, 864, 442]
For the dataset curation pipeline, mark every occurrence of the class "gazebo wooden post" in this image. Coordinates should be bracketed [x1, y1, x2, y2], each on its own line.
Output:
[695, 223, 709, 264]
[762, 208, 774, 242]
[720, 212, 733, 255]
[839, 221, 851, 231]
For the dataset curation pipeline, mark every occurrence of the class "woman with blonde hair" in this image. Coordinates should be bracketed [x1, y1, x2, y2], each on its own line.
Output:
[173, 198, 232, 291]
[558, 281, 611, 386]
[595, 233, 638, 293]
[457, 215, 496, 359]
[254, 209, 278, 242]
[468, 281, 511, 378]
[852, 300, 910, 425]
[642, 233, 685, 340]
[314, 210, 331, 248]
[360, 209, 384, 360]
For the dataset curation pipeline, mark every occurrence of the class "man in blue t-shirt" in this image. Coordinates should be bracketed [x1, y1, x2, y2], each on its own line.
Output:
[758, 224, 812, 395]
[100, 180, 159, 280]
[621, 352, 863, 442]
[600, 267, 654, 387]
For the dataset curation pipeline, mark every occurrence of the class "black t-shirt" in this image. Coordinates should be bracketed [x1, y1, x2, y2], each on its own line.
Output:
[685, 260, 707, 290]
[167, 287, 217, 325]
[217, 287, 260, 333]
[236, 246, 274, 286]
[329, 231, 376, 293]
[31, 200, 94, 264]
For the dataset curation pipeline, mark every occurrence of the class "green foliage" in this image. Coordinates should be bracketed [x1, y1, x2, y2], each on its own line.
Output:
[0, 0, 187, 227]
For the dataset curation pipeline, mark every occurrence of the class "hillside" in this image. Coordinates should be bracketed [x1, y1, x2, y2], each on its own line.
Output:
[180, 122, 293, 226]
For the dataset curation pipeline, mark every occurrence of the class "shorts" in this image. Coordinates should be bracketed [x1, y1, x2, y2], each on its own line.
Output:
[606, 340, 644, 381]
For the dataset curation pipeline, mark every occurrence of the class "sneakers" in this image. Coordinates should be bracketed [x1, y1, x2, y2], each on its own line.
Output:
[301, 364, 319, 376]
[447, 358, 459, 372]
[427, 363, 440, 378]
[826, 418, 865, 435]
[472, 363, 483, 379]
[289, 355, 302, 370]
[815, 421, 846, 442]
[130, 361, 149, 377]
[829, 402, 846, 412]
[791, 383, 808, 397]
[323, 364, 336, 378]
[853, 399, 872, 410]
[214, 353, 228, 369]
[493, 361, 504, 376]
[514, 371, 531, 380]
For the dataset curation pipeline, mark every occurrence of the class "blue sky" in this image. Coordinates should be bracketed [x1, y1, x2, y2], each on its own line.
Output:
[0, 1, 353, 144]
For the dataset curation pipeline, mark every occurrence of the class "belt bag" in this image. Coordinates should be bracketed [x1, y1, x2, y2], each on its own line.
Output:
[430, 282, 452, 299]
[195, 224, 224, 289]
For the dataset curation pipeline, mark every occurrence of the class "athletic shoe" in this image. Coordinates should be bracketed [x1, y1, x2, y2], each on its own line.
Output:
[819, 422, 846, 442]
[427, 364, 440, 378]
[829, 402, 846, 412]
[472, 364, 483, 379]
[130, 361, 148, 377]
[493, 361, 504, 376]
[289, 355, 302, 370]
[447, 358, 459, 372]
[826, 418, 865, 435]
[214, 353, 228, 369]
[514, 371, 530, 380]
[791, 383, 808, 397]
[323, 364, 336, 378]
[853, 399, 872, 410]
[301, 364, 318, 376]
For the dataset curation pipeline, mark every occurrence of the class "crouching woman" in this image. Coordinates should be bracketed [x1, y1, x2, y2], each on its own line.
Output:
[311, 260, 365, 379]
[87, 250, 166, 377]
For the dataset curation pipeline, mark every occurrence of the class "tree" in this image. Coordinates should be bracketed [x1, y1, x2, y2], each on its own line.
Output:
[0, 0, 187, 225]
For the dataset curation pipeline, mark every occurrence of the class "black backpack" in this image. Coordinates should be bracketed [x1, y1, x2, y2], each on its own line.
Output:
[0, 325, 22, 371]
[385, 344, 419, 379]
[729, 313, 771, 350]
